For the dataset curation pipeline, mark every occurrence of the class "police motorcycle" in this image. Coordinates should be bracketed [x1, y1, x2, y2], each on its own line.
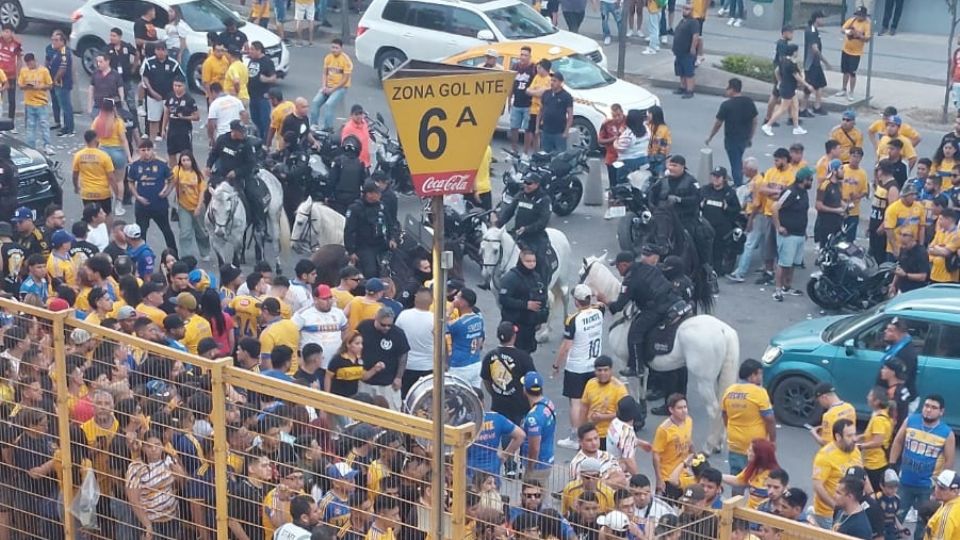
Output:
[499, 144, 588, 217]
[368, 112, 413, 195]
[403, 196, 494, 280]
[716, 213, 747, 277]
[265, 132, 331, 201]
[607, 163, 656, 253]
[807, 220, 895, 311]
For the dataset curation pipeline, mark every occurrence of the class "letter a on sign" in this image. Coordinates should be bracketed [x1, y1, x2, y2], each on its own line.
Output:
[383, 60, 515, 198]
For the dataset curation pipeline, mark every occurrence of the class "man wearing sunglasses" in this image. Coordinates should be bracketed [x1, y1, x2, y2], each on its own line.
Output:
[356, 307, 409, 411]
[493, 171, 555, 287]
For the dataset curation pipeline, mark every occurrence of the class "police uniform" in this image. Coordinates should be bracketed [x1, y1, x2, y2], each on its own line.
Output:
[207, 131, 263, 231]
[344, 197, 396, 278]
[699, 178, 741, 271]
[608, 260, 680, 371]
[498, 261, 548, 353]
[652, 169, 716, 272]
[497, 183, 553, 284]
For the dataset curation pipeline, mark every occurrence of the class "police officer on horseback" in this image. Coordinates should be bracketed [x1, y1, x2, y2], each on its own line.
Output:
[344, 180, 397, 278]
[206, 119, 265, 234]
[602, 246, 688, 380]
[650, 155, 718, 294]
[493, 172, 553, 284]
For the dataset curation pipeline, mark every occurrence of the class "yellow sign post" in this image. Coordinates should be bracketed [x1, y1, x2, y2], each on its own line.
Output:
[383, 61, 513, 540]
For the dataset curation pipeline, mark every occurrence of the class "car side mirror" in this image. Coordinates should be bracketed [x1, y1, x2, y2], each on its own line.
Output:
[0, 119, 13, 132]
[477, 30, 494, 41]
[843, 338, 855, 355]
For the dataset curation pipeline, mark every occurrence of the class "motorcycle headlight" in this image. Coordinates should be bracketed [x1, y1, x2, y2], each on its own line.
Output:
[761, 345, 782, 365]
[511, 171, 523, 182]
[640, 210, 652, 224]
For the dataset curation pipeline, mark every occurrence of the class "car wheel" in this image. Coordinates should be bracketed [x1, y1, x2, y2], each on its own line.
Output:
[78, 39, 106, 76]
[0, 0, 24, 32]
[772, 375, 818, 427]
[189, 54, 206, 94]
[572, 117, 597, 151]
[376, 49, 406, 81]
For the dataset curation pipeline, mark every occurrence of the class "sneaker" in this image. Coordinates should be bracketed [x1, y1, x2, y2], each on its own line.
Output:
[321, 19, 333, 27]
[556, 437, 579, 450]
[626, 29, 634, 37]
[890, 28, 897, 36]
[727, 17, 735, 25]
[603, 36, 611, 45]
[792, 126, 808, 135]
[49, 124, 61, 131]
[799, 109, 814, 118]
[773, 289, 784, 302]
[673, 87, 686, 95]
[114, 205, 126, 217]
[619, 367, 639, 377]
[727, 273, 745, 283]
[878, 28, 887, 36]
[755, 271, 774, 285]
[784, 287, 804, 296]
[43, 146, 55, 156]
[660, 36, 669, 44]
[154, 135, 162, 142]
[833, 90, 847, 98]
[650, 405, 670, 416]
[733, 18, 743, 27]
[9, 128, 17, 134]
[642, 47, 657, 55]
[681, 92, 694, 99]
[813, 108, 828, 116]
[761, 124, 774, 136]
[57, 130, 74, 137]
[717, 7, 727, 15]
[847, 94, 855, 102]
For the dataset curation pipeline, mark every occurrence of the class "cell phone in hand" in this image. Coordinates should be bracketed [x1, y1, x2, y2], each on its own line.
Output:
[803, 423, 816, 431]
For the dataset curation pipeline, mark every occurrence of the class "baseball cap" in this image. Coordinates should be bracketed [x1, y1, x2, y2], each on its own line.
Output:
[611, 251, 635, 265]
[70, 328, 92, 345]
[680, 484, 706, 503]
[116, 305, 138, 321]
[781, 487, 808, 508]
[220, 264, 242, 285]
[365, 277, 385, 292]
[327, 462, 359, 481]
[51, 230, 74, 247]
[845, 466, 867, 481]
[198, 337, 221, 356]
[485, 48, 498, 57]
[854, 5, 868, 16]
[261, 297, 282, 315]
[496, 321, 516, 342]
[936, 470, 960, 489]
[316, 284, 333, 299]
[710, 166, 728, 178]
[813, 382, 836, 397]
[828, 159, 843, 172]
[550, 71, 564, 82]
[163, 314, 185, 330]
[889, 115, 903, 126]
[579, 458, 602, 475]
[573, 284, 592, 301]
[884, 469, 900, 486]
[901, 183, 919, 197]
[123, 223, 142, 239]
[522, 371, 544, 393]
[176, 292, 198, 311]
[795, 166, 815, 182]
[842, 109, 857, 120]
[10, 207, 33, 223]
[597, 511, 630, 532]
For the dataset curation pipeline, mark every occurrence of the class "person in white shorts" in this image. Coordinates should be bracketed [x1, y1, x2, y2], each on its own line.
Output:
[395, 287, 435, 397]
[293, 0, 316, 46]
[553, 283, 605, 449]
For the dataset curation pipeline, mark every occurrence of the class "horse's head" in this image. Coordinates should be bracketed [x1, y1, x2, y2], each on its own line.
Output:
[207, 183, 239, 239]
[291, 198, 318, 254]
[479, 226, 506, 280]
[578, 252, 607, 285]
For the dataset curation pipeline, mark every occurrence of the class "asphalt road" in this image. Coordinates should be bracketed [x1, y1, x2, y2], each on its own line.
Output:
[13, 22, 949, 499]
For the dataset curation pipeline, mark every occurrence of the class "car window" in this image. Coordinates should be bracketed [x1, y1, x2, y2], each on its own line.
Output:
[929, 323, 960, 359]
[485, 3, 556, 39]
[459, 56, 497, 67]
[408, 2, 448, 32]
[381, 0, 410, 23]
[178, 0, 242, 32]
[854, 316, 931, 352]
[149, 3, 170, 27]
[448, 7, 490, 38]
[551, 54, 616, 90]
[94, 0, 140, 20]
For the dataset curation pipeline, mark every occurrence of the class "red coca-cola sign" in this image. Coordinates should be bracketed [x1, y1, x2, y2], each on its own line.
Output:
[412, 170, 476, 197]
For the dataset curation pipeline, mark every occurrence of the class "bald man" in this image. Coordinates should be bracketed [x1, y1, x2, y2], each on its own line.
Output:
[279, 97, 319, 151]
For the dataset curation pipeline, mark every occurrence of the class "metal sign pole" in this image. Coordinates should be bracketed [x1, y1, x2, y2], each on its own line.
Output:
[430, 195, 447, 539]
[865, 14, 876, 106]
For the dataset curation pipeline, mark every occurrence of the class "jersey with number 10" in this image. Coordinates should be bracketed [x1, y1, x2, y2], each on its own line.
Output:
[563, 307, 604, 373]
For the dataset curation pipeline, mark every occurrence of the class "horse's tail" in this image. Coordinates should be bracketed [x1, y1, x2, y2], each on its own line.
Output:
[278, 208, 292, 260]
[692, 266, 715, 314]
[717, 320, 740, 394]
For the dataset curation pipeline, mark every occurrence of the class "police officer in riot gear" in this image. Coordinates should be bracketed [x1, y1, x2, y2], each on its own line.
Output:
[329, 135, 367, 215]
[699, 166, 741, 275]
[206, 120, 264, 233]
[601, 246, 685, 378]
[650, 155, 718, 293]
[498, 248, 549, 353]
[493, 172, 553, 284]
[344, 180, 397, 278]
[661, 255, 695, 306]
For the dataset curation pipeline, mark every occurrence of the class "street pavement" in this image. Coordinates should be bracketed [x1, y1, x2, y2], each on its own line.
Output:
[11, 17, 953, 501]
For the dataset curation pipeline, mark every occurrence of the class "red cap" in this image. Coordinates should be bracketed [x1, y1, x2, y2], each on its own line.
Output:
[316, 284, 333, 299]
[48, 298, 70, 312]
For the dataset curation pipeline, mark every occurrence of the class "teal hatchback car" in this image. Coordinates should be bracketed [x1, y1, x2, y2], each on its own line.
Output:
[762, 283, 960, 429]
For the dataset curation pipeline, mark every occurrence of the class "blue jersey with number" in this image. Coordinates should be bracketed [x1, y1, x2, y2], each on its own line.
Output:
[468, 411, 516, 477]
[899, 413, 953, 487]
[128, 159, 171, 208]
[522, 398, 556, 470]
[448, 312, 484, 368]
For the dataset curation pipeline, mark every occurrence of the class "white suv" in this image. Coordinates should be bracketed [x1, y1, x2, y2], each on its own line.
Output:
[356, 0, 606, 80]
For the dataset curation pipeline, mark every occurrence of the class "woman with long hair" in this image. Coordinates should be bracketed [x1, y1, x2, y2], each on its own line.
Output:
[199, 288, 234, 355]
[126, 429, 184, 539]
[646, 105, 672, 175]
[613, 109, 649, 185]
[159, 249, 178, 284]
[171, 152, 210, 260]
[761, 44, 813, 137]
[91, 98, 132, 216]
[324, 331, 386, 398]
[932, 140, 958, 190]
[164, 6, 188, 66]
[722, 438, 781, 508]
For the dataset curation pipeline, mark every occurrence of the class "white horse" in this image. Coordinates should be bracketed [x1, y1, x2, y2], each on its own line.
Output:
[206, 170, 290, 269]
[579, 254, 740, 454]
[480, 226, 572, 342]
[290, 197, 346, 254]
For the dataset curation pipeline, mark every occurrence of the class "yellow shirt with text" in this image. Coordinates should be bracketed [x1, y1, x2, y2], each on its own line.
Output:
[652, 416, 693, 483]
[883, 199, 926, 254]
[829, 125, 863, 163]
[820, 401, 857, 444]
[721, 382, 773, 454]
[18, 66, 53, 107]
[841, 165, 869, 217]
[324, 53, 353, 89]
[761, 166, 793, 216]
[73, 147, 115, 200]
[581, 378, 628, 437]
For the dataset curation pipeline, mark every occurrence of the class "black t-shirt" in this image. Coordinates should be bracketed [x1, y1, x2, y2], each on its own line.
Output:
[777, 184, 809, 236]
[890, 161, 908, 189]
[539, 88, 573, 135]
[294, 368, 324, 388]
[672, 17, 698, 56]
[512, 64, 537, 108]
[107, 41, 137, 81]
[0, 241, 25, 294]
[280, 114, 310, 146]
[779, 60, 799, 94]
[835, 510, 874, 540]
[357, 319, 410, 386]
[803, 25, 822, 70]
[69, 240, 99, 261]
[247, 56, 276, 98]
[716, 95, 757, 143]
[164, 93, 198, 134]
[134, 18, 158, 47]
[228, 479, 267, 540]
[103, 241, 126, 263]
[773, 38, 791, 68]
[897, 243, 930, 292]
[480, 345, 535, 425]
[91, 69, 124, 106]
[219, 30, 248, 52]
[327, 354, 362, 396]
[142, 57, 180, 98]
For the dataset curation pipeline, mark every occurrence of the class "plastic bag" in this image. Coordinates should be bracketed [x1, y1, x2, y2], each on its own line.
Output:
[71, 469, 101, 529]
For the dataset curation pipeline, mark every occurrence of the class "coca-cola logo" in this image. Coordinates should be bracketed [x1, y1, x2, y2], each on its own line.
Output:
[416, 172, 474, 196]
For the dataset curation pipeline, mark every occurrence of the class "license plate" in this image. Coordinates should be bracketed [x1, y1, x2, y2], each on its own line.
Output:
[608, 206, 626, 218]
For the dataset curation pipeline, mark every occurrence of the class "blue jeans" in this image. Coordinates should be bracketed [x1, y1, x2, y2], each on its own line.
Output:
[25, 105, 50, 148]
[314, 0, 328, 21]
[616, 155, 648, 185]
[645, 10, 661, 50]
[733, 214, 770, 277]
[843, 215, 860, 242]
[813, 514, 833, 530]
[310, 87, 346, 129]
[724, 138, 748, 186]
[54, 86, 74, 132]
[540, 132, 566, 152]
[728, 452, 747, 475]
[728, 0, 745, 18]
[898, 484, 932, 539]
[600, 1, 622, 38]
[250, 95, 271, 138]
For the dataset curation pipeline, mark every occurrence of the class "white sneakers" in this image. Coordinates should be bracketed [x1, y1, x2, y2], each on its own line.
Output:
[115, 205, 126, 217]
[625, 29, 634, 37]
[604, 36, 611, 45]
[642, 47, 658, 55]
[718, 7, 728, 15]
[761, 124, 774, 136]
[792, 126, 807, 135]
[556, 437, 579, 450]
[43, 146, 55, 156]
[834, 90, 847, 97]
[733, 18, 742, 26]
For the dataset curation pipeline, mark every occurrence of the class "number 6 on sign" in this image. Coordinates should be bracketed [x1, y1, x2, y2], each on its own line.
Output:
[419, 108, 447, 160]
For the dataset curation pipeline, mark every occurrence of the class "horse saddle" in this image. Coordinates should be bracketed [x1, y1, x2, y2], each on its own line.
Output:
[244, 174, 271, 217]
[646, 301, 693, 357]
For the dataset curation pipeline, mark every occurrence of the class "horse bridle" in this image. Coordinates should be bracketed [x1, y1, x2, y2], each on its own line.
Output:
[294, 206, 318, 246]
[209, 191, 240, 233]
[579, 259, 599, 284]
[480, 235, 519, 269]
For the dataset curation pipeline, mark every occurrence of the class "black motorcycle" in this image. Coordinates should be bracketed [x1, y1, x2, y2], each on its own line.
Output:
[716, 213, 748, 276]
[807, 224, 895, 311]
[405, 199, 492, 280]
[369, 112, 413, 195]
[610, 181, 653, 252]
[499, 145, 587, 217]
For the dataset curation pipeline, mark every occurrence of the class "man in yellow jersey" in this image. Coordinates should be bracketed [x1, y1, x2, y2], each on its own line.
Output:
[927, 470, 960, 540]
[837, 6, 871, 101]
[72, 130, 115, 212]
[137, 281, 168, 326]
[46, 230, 77, 290]
[311, 38, 353, 130]
[755, 148, 794, 284]
[365, 495, 401, 540]
[830, 110, 864, 163]
[473, 145, 493, 211]
[729, 157, 769, 282]
[652, 393, 693, 498]
[266, 87, 294, 150]
[877, 117, 918, 171]
[81, 389, 120, 493]
[815, 140, 843, 183]
[811, 418, 862, 529]
[332, 266, 361, 309]
[868, 106, 921, 150]
[929, 209, 960, 283]
[525, 58, 552, 155]
[884, 184, 925, 259]
[841, 147, 869, 241]
[721, 359, 775, 474]
[345, 277, 385, 334]
[201, 44, 229, 101]
[259, 297, 301, 374]
[18, 52, 54, 154]
[560, 457, 615, 515]
[810, 383, 856, 446]
[174, 291, 212, 355]
[861, 387, 894, 490]
[580, 356, 629, 448]
[230, 273, 267, 338]
[223, 47, 249, 108]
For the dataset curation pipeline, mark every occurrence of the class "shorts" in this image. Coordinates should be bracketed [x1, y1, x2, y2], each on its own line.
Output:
[510, 106, 530, 130]
[166, 129, 193, 156]
[776, 234, 805, 267]
[250, 0, 271, 18]
[295, 2, 315, 20]
[82, 198, 113, 214]
[779, 84, 797, 100]
[527, 114, 538, 134]
[101, 144, 128, 170]
[272, 0, 287, 20]
[841, 52, 861, 75]
[770, 84, 780, 99]
[805, 64, 827, 90]
[145, 96, 164, 122]
[674, 53, 695, 78]
[448, 363, 482, 390]
[563, 370, 594, 399]
[543, 0, 559, 15]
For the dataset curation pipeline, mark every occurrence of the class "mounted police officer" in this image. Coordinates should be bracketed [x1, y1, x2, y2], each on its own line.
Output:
[344, 180, 397, 278]
[700, 166, 741, 276]
[493, 171, 554, 284]
[206, 119, 265, 234]
[328, 135, 367, 215]
[601, 246, 686, 379]
[498, 248, 549, 353]
[650, 155, 718, 293]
